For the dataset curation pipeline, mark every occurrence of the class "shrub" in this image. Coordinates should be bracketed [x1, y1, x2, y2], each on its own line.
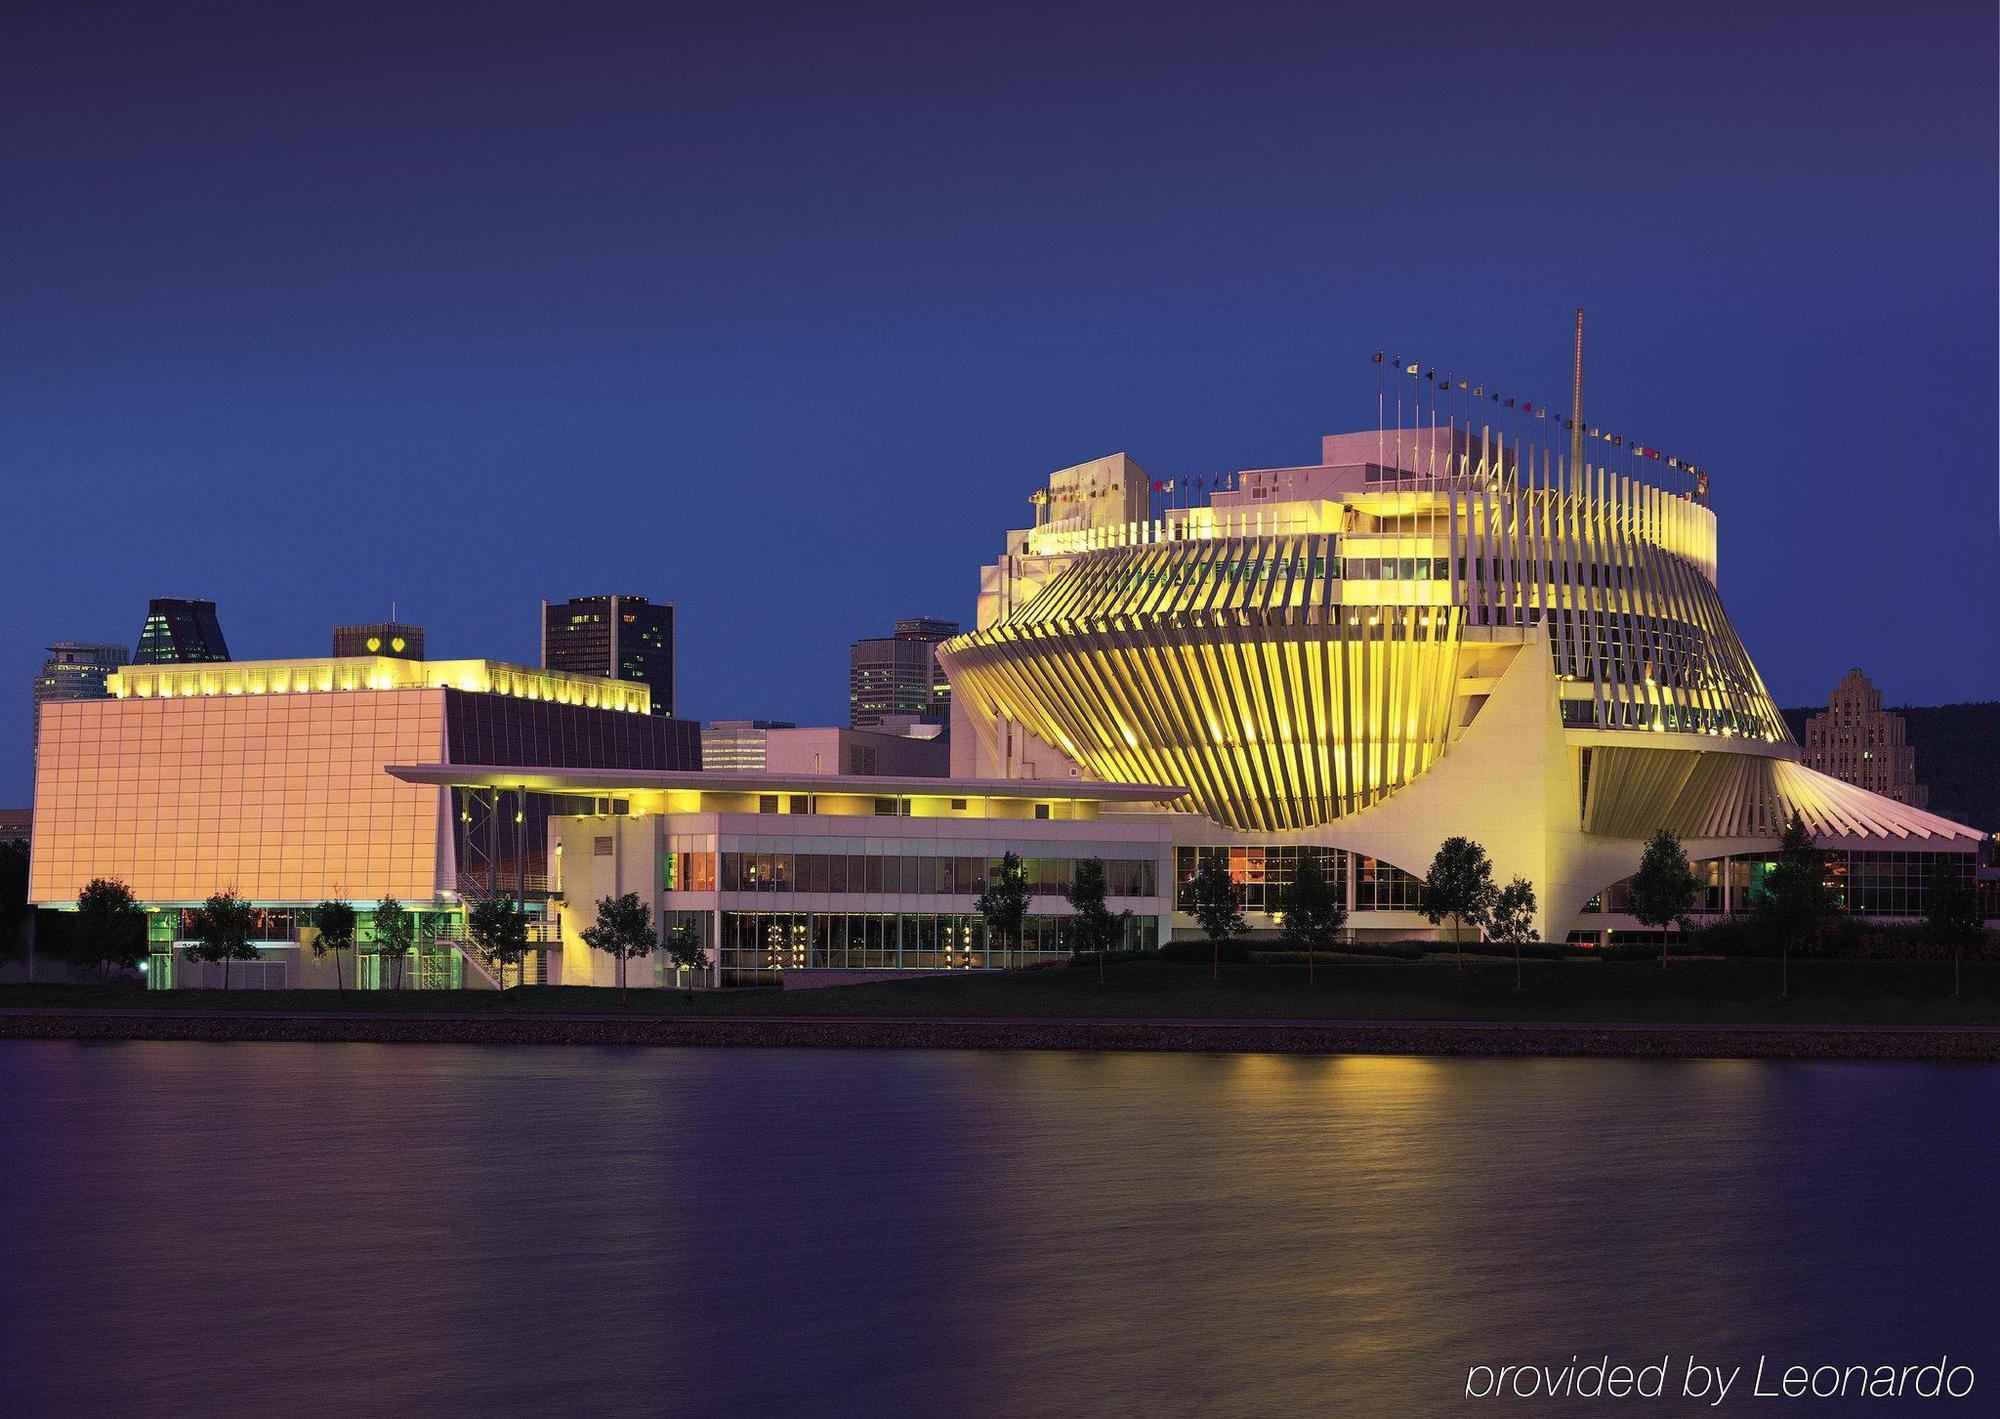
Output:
[1416, 939, 1584, 961]
[1160, 938, 1255, 965]
[1674, 916, 1998, 962]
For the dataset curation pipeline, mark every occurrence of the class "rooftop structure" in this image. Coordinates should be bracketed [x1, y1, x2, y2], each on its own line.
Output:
[334, 622, 425, 660]
[701, 720, 798, 772]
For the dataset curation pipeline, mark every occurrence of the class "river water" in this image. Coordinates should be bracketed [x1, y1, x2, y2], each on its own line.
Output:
[2, 1043, 1995, 1416]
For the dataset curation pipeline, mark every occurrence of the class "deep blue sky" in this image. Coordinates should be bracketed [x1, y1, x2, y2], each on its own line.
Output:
[5, 0, 1995, 803]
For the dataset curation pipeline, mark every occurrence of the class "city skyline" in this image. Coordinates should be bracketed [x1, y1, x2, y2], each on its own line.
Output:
[5, 0, 1996, 806]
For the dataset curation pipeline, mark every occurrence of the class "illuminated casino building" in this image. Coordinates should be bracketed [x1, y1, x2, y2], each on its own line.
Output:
[938, 413, 1988, 942]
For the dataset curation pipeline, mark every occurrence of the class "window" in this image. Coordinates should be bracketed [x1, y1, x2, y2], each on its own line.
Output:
[1035, 803, 1052, 820]
[758, 795, 779, 815]
[873, 797, 898, 817]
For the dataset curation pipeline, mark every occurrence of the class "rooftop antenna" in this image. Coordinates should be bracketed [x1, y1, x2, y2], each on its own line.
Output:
[1570, 308, 1585, 483]
[390, 599, 398, 624]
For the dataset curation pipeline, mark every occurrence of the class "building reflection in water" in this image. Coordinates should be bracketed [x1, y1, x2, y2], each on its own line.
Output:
[3, 1045, 1996, 1417]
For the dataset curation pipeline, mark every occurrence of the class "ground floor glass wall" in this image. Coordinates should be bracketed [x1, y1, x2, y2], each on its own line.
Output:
[715, 911, 1160, 987]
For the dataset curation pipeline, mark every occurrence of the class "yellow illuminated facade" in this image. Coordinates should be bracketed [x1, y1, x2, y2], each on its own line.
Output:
[31, 689, 446, 906]
[29, 656, 653, 910]
[110, 655, 652, 715]
[942, 428, 1986, 938]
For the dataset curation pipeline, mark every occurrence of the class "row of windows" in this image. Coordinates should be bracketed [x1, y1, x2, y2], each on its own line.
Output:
[677, 852, 1161, 898]
[711, 911, 1160, 986]
[1584, 852, 1977, 920]
[145, 906, 463, 945]
[1172, 847, 1426, 912]
[1561, 701, 1766, 736]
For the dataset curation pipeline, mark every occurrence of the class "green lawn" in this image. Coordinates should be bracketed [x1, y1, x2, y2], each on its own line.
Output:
[5, 957, 2000, 1026]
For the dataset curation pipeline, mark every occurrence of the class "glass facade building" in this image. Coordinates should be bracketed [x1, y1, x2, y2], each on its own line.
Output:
[850, 618, 957, 729]
[542, 594, 676, 716]
[132, 598, 230, 664]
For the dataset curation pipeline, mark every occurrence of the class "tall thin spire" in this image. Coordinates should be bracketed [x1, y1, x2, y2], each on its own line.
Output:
[1570, 308, 1585, 483]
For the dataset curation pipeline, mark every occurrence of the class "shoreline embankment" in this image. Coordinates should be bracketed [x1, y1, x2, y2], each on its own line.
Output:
[4, 1009, 1998, 1061]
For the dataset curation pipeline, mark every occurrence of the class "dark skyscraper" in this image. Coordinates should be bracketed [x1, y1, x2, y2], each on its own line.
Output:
[132, 599, 230, 664]
[541, 595, 675, 715]
[850, 617, 957, 729]
[334, 622, 426, 659]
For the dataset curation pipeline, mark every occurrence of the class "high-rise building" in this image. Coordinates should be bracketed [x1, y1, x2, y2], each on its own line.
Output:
[334, 623, 425, 659]
[133, 599, 230, 664]
[33, 643, 128, 762]
[850, 617, 957, 729]
[1801, 669, 1928, 808]
[542, 595, 675, 715]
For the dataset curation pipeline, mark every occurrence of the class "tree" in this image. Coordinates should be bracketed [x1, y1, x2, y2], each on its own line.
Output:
[467, 896, 531, 989]
[1184, 854, 1247, 985]
[1064, 857, 1131, 986]
[664, 920, 709, 1002]
[184, 890, 258, 991]
[581, 891, 658, 1006]
[1752, 813, 1832, 999]
[308, 899, 358, 991]
[974, 851, 1031, 971]
[1274, 851, 1345, 987]
[372, 896, 415, 991]
[1629, 828, 1701, 970]
[1925, 858, 1984, 999]
[1422, 838, 1498, 970]
[73, 876, 146, 981]
[1488, 877, 1538, 992]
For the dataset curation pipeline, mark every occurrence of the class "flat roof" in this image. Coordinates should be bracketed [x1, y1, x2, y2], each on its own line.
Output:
[387, 763, 1185, 803]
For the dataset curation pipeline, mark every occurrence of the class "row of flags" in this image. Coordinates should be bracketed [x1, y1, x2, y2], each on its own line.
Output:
[1373, 352, 1710, 488]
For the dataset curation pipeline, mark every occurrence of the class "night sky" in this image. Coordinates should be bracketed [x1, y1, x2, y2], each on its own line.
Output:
[5, 0, 1995, 804]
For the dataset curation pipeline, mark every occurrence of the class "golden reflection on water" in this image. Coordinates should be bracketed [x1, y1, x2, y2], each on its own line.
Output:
[2, 1044, 1995, 1418]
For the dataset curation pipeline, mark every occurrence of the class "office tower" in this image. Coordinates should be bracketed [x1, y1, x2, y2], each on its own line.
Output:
[849, 617, 957, 729]
[132, 599, 230, 664]
[1802, 669, 1928, 808]
[542, 595, 675, 715]
[33, 642, 128, 762]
